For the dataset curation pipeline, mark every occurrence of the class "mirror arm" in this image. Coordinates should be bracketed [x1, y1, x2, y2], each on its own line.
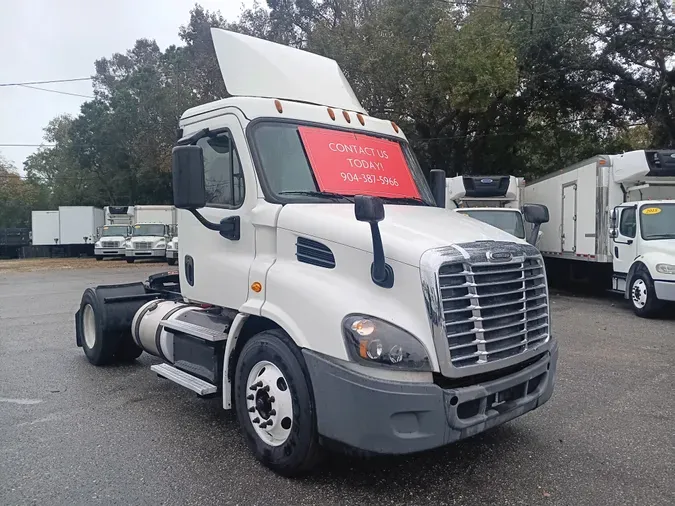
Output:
[189, 209, 221, 231]
[527, 223, 542, 246]
[176, 128, 210, 146]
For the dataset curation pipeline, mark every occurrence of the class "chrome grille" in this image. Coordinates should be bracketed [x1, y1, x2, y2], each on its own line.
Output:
[134, 242, 151, 250]
[101, 241, 119, 248]
[439, 257, 549, 368]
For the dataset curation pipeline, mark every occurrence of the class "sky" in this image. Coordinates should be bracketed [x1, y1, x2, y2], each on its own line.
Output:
[0, 0, 255, 172]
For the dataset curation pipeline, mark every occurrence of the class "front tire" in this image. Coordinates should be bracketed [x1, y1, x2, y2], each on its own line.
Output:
[95, 256, 103, 261]
[126, 258, 135, 264]
[630, 269, 664, 318]
[167, 258, 177, 266]
[234, 329, 322, 476]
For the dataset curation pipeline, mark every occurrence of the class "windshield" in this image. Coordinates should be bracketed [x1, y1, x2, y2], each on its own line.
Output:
[456, 209, 526, 239]
[101, 226, 128, 237]
[132, 224, 166, 237]
[250, 122, 435, 205]
[640, 203, 675, 240]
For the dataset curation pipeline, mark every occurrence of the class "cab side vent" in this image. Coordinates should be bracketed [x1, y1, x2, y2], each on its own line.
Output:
[296, 237, 336, 269]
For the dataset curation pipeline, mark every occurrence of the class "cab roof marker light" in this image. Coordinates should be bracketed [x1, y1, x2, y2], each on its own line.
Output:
[343, 110, 351, 123]
[357, 113, 365, 126]
[274, 99, 283, 113]
[391, 121, 400, 133]
[327, 108, 336, 120]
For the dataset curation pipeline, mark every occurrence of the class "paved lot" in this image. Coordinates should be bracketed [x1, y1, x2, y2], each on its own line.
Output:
[0, 261, 673, 506]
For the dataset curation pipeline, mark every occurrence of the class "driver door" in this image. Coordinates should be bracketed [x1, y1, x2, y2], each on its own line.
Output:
[612, 206, 638, 275]
[178, 113, 256, 310]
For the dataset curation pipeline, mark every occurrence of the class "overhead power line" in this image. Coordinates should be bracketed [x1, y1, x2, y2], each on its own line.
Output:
[19, 84, 94, 99]
[0, 77, 92, 87]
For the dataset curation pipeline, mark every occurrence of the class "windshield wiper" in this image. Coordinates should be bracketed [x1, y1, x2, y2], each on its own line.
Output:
[279, 191, 354, 202]
[380, 196, 429, 206]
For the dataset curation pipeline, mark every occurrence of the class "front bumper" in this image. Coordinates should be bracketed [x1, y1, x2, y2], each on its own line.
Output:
[654, 280, 675, 302]
[303, 340, 558, 455]
[95, 247, 125, 257]
[125, 249, 166, 258]
[166, 249, 178, 259]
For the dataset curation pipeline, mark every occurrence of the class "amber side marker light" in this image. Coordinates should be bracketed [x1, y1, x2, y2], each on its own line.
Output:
[251, 282, 263, 293]
[391, 121, 400, 133]
[274, 100, 283, 113]
[343, 110, 351, 123]
[327, 108, 336, 120]
[357, 113, 365, 125]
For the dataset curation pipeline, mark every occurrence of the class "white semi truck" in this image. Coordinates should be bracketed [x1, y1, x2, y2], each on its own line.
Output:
[125, 205, 176, 262]
[74, 29, 557, 476]
[95, 206, 135, 260]
[447, 175, 547, 247]
[524, 149, 675, 317]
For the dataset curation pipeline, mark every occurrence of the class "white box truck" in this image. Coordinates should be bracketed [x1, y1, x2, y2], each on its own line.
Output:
[74, 29, 557, 476]
[524, 149, 675, 317]
[95, 207, 136, 260]
[126, 205, 176, 262]
[31, 210, 60, 246]
[446, 175, 548, 246]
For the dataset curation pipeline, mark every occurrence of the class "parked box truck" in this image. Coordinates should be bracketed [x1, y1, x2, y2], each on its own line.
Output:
[126, 205, 176, 262]
[58, 206, 104, 245]
[447, 175, 547, 246]
[32, 210, 60, 246]
[95, 207, 136, 259]
[524, 149, 675, 317]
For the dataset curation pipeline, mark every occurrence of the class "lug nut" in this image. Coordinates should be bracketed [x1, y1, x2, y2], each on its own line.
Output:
[252, 417, 260, 423]
[249, 381, 263, 391]
[269, 409, 276, 416]
[248, 407, 255, 413]
[262, 385, 270, 392]
[269, 396, 275, 403]
[247, 394, 254, 400]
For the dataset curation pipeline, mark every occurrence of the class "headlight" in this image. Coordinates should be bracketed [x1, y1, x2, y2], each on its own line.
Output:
[95, 241, 102, 248]
[154, 241, 166, 248]
[342, 315, 431, 371]
[656, 263, 675, 275]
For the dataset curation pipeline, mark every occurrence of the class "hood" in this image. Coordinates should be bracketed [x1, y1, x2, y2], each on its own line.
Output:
[130, 236, 165, 243]
[642, 239, 675, 256]
[99, 235, 126, 241]
[277, 203, 527, 267]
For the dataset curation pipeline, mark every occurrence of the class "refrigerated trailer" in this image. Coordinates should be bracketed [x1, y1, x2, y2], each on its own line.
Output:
[524, 149, 675, 317]
[74, 28, 557, 476]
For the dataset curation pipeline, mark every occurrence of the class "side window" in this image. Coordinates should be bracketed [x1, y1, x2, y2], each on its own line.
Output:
[619, 207, 636, 238]
[197, 132, 245, 207]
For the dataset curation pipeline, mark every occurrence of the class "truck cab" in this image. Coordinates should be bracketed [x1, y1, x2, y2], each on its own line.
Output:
[75, 29, 557, 476]
[125, 223, 169, 262]
[447, 175, 547, 246]
[95, 225, 131, 260]
[166, 227, 178, 265]
[609, 151, 675, 316]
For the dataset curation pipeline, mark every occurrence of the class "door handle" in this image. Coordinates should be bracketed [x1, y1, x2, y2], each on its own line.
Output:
[219, 216, 240, 241]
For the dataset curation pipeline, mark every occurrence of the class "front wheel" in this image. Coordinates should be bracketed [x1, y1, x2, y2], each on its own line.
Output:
[234, 329, 322, 476]
[95, 256, 102, 261]
[126, 258, 135, 264]
[630, 270, 664, 318]
[167, 258, 177, 266]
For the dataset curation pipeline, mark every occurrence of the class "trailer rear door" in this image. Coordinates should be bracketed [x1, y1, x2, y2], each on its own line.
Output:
[562, 183, 577, 253]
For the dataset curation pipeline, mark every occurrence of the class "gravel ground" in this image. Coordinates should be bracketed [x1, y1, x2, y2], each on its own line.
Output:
[0, 261, 673, 506]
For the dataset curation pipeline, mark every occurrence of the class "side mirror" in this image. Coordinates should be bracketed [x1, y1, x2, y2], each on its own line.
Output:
[522, 204, 549, 247]
[172, 145, 206, 209]
[355, 195, 385, 223]
[522, 204, 549, 225]
[428, 169, 446, 208]
[354, 195, 393, 288]
[609, 228, 618, 239]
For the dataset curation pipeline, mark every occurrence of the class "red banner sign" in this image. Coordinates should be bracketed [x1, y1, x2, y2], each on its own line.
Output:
[298, 126, 421, 199]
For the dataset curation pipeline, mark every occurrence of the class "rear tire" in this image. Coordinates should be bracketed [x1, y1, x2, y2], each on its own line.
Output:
[95, 256, 103, 261]
[126, 258, 135, 264]
[630, 269, 664, 318]
[167, 258, 177, 266]
[234, 329, 322, 477]
[79, 289, 118, 365]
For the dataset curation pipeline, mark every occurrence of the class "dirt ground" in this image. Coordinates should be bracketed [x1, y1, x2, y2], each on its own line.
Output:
[0, 257, 168, 273]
